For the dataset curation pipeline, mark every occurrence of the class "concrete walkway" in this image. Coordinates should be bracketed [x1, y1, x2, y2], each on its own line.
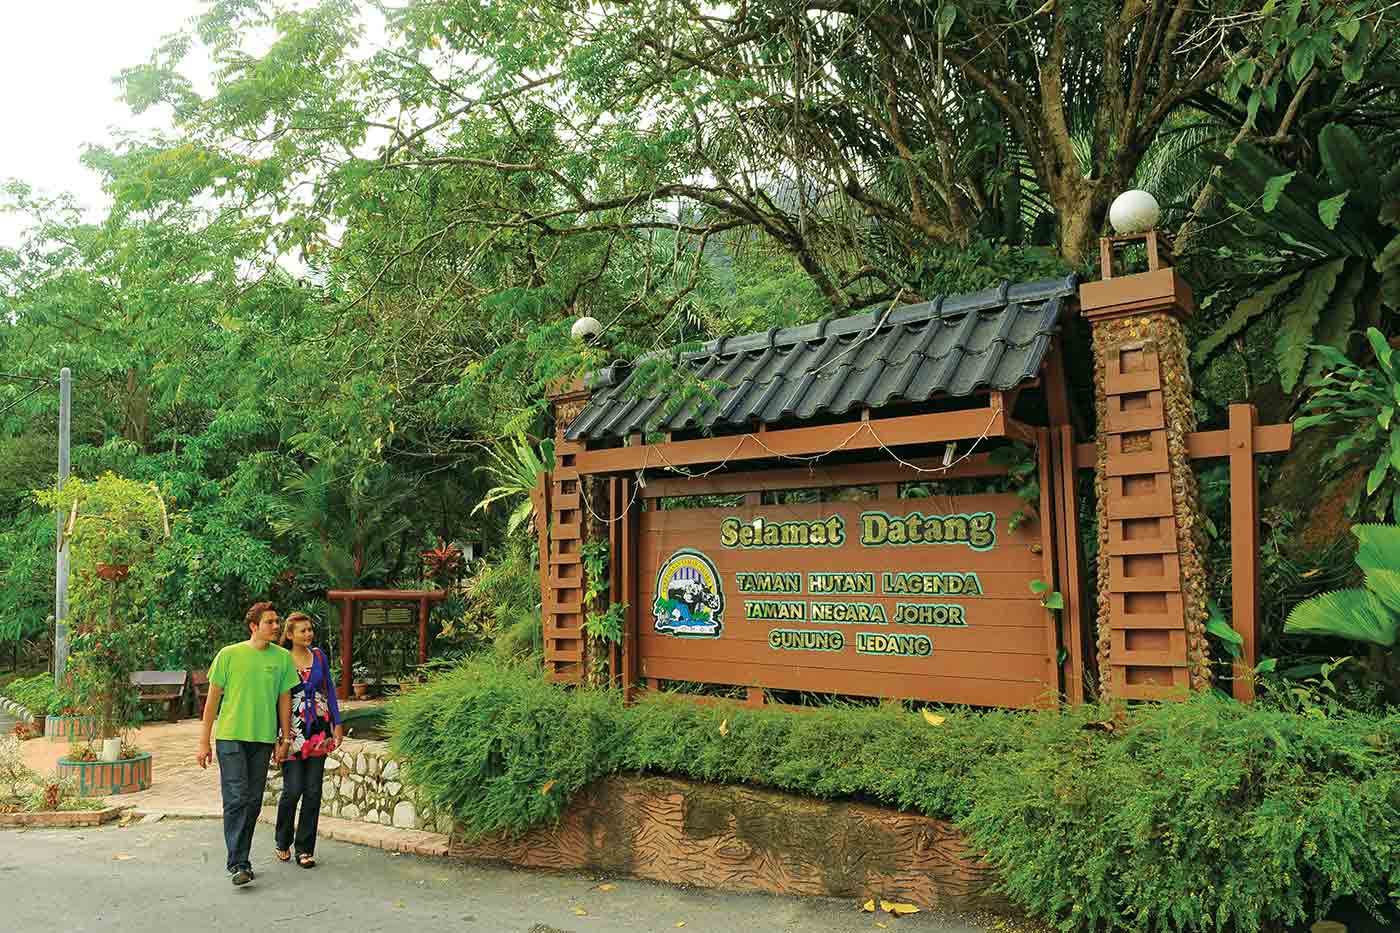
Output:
[20, 710, 447, 855]
[6, 819, 1020, 933]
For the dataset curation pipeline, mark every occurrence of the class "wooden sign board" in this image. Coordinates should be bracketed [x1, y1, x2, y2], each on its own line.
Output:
[359, 602, 417, 628]
[637, 495, 1055, 707]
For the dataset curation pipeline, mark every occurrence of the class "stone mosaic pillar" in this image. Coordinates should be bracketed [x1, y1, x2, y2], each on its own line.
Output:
[545, 381, 592, 685]
[1079, 250, 1211, 700]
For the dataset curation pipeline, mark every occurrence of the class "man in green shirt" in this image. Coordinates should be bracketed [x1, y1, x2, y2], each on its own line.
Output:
[198, 601, 300, 887]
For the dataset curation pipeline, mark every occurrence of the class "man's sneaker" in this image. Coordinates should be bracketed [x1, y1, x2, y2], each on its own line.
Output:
[231, 869, 253, 886]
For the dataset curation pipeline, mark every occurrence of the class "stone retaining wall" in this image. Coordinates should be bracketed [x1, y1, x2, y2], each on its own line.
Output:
[261, 739, 450, 834]
[451, 774, 1009, 914]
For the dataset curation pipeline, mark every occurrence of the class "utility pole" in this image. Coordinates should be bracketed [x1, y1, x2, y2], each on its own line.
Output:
[55, 367, 71, 684]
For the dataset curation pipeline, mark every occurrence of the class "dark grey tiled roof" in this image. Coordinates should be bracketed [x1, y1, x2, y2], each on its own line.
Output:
[564, 275, 1077, 442]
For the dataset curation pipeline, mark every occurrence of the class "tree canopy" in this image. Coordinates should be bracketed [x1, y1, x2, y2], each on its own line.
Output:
[0, 0, 1397, 667]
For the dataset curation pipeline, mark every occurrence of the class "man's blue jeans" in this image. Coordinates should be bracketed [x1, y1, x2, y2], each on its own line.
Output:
[216, 739, 273, 873]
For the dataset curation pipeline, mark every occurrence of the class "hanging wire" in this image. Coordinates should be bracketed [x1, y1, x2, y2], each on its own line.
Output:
[0, 382, 52, 419]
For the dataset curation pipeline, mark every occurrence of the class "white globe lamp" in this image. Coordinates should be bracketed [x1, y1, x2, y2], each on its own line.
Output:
[1109, 189, 1161, 235]
[571, 316, 603, 342]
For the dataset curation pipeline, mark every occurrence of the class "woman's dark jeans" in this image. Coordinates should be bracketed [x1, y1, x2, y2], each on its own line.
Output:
[275, 754, 328, 856]
[215, 739, 273, 873]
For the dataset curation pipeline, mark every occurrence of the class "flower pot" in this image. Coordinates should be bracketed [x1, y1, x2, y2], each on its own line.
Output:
[100, 736, 123, 762]
[57, 752, 152, 796]
[46, 714, 98, 743]
[352, 682, 369, 699]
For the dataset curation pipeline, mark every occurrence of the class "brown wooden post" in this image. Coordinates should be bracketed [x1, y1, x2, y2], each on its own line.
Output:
[338, 597, 353, 698]
[608, 476, 622, 687]
[1051, 425, 1087, 704]
[1228, 403, 1261, 702]
[1080, 254, 1210, 700]
[532, 470, 552, 644]
[418, 595, 429, 667]
[620, 477, 638, 703]
[1035, 429, 1061, 704]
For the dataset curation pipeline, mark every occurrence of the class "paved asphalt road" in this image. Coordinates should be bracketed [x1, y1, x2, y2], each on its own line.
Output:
[3, 819, 1032, 933]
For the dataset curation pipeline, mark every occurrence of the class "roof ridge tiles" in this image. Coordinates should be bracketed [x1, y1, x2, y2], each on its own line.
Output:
[565, 274, 1079, 441]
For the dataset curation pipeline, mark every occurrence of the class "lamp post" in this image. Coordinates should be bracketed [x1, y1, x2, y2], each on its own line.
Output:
[55, 367, 71, 683]
[1079, 192, 1211, 700]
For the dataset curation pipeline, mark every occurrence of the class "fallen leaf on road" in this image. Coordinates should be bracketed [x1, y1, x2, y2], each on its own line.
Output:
[573, 907, 589, 916]
[113, 853, 133, 861]
[598, 883, 617, 892]
[860, 899, 875, 912]
[393, 900, 406, 909]
[880, 900, 920, 916]
[675, 922, 686, 928]
[876, 924, 888, 929]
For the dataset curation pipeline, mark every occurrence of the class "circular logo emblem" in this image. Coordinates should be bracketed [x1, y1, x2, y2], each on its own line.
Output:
[652, 548, 725, 638]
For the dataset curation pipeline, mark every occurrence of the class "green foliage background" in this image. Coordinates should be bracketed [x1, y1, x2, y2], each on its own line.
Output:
[0, 0, 1395, 678]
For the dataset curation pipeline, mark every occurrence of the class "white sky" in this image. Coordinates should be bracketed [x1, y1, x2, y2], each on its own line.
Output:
[0, 1, 213, 247]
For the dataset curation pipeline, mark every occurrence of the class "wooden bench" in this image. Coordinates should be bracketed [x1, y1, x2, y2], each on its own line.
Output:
[191, 671, 211, 718]
[129, 670, 188, 723]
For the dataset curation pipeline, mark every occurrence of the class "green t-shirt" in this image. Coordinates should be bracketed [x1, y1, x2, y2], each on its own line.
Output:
[208, 641, 300, 743]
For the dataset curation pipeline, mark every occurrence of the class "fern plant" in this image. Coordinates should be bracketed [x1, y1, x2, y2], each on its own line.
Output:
[1193, 123, 1400, 393]
[1284, 523, 1398, 699]
[1296, 328, 1400, 519]
[472, 433, 554, 536]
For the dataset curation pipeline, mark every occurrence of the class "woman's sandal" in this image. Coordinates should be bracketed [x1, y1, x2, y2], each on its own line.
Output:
[275, 849, 291, 863]
[297, 854, 316, 869]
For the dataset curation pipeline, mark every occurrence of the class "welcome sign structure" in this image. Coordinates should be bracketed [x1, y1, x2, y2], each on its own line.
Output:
[541, 257, 1294, 708]
[637, 494, 1052, 707]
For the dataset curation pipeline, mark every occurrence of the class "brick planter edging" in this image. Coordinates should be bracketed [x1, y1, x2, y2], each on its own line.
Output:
[57, 753, 152, 796]
[46, 715, 98, 743]
[450, 774, 1010, 914]
[0, 806, 124, 828]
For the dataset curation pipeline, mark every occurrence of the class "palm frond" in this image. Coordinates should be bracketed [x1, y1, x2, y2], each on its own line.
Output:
[1284, 588, 1399, 647]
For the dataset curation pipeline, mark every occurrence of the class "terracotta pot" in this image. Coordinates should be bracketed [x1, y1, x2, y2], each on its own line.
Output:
[352, 682, 369, 699]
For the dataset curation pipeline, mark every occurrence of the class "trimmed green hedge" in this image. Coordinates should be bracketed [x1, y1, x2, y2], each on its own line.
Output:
[388, 660, 1400, 932]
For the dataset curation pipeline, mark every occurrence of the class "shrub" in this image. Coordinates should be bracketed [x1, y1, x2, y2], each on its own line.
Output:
[959, 695, 1400, 932]
[492, 609, 542, 663]
[0, 735, 39, 804]
[3, 672, 56, 717]
[388, 661, 622, 838]
[388, 659, 1400, 932]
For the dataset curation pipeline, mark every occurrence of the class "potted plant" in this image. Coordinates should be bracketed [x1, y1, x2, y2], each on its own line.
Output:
[352, 664, 370, 699]
[36, 474, 168, 779]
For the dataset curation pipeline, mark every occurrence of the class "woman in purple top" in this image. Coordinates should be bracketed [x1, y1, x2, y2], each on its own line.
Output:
[275, 612, 344, 867]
